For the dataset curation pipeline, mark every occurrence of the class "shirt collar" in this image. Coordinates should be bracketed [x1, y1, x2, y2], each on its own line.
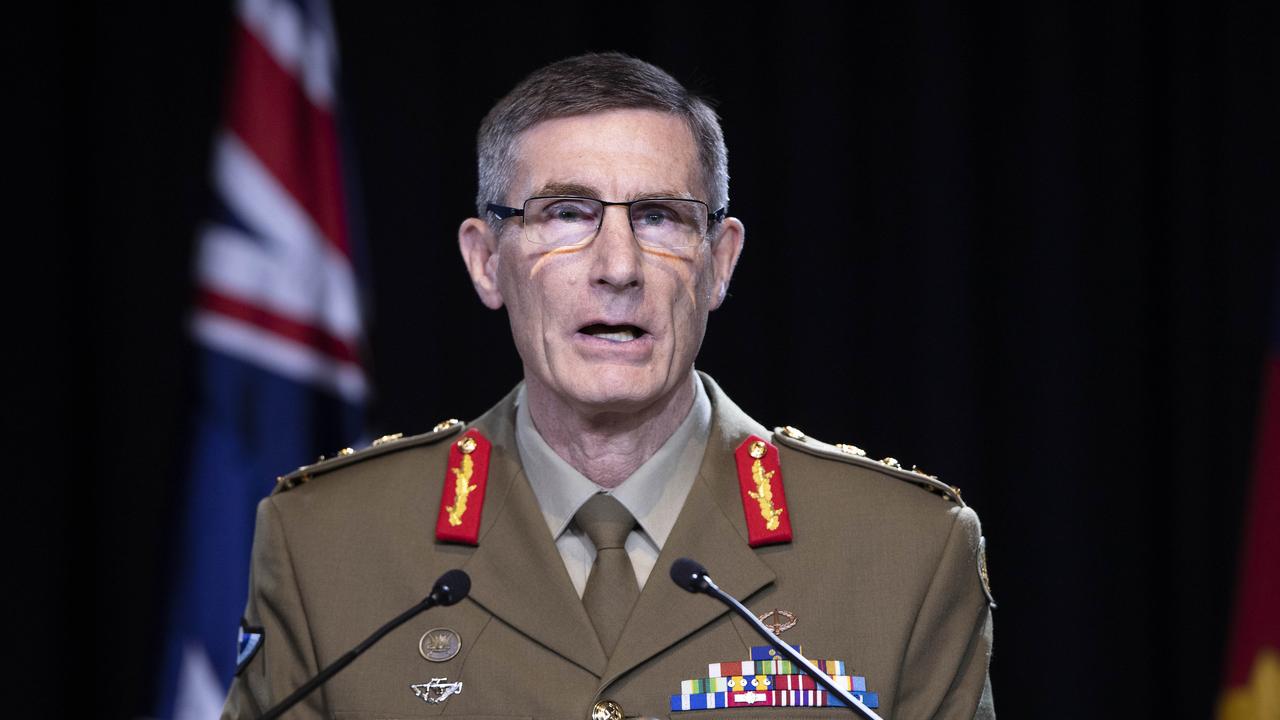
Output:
[515, 373, 712, 549]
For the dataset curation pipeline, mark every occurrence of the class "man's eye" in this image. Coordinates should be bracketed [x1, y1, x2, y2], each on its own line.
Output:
[542, 202, 597, 223]
[635, 204, 677, 226]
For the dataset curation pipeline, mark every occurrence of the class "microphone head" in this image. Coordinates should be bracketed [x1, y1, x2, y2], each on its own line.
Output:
[670, 557, 711, 593]
[430, 569, 471, 606]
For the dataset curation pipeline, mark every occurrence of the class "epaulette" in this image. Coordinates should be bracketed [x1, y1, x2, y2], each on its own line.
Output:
[770, 425, 966, 507]
[273, 418, 466, 493]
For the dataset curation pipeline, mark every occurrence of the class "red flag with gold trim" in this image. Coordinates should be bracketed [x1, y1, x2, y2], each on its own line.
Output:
[1217, 267, 1280, 720]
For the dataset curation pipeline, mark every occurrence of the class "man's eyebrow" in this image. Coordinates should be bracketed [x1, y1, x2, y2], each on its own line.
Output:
[532, 182, 600, 198]
[530, 182, 695, 202]
[632, 189, 695, 201]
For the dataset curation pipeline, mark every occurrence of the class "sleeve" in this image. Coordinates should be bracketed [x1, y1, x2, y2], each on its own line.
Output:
[894, 505, 995, 720]
[221, 496, 326, 719]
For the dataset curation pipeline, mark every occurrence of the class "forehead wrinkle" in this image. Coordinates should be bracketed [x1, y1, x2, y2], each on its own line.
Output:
[510, 109, 707, 207]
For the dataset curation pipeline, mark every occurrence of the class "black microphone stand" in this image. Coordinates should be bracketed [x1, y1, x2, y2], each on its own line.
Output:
[257, 569, 469, 720]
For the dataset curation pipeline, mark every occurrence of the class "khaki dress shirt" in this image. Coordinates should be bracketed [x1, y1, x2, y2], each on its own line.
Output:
[515, 374, 712, 595]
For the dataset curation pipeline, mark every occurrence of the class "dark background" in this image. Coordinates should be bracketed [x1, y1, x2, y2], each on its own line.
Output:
[32, 1, 1277, 717]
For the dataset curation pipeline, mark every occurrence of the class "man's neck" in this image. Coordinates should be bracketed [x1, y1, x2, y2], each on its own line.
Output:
[523, 374, 697, 489]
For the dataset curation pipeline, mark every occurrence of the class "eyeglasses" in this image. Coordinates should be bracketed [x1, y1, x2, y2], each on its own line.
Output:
[487, 196, 728, 250]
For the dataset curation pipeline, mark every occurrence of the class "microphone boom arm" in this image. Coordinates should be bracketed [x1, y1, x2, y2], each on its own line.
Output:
[688, 567, 884, 720]
[257, 569, 469, 720]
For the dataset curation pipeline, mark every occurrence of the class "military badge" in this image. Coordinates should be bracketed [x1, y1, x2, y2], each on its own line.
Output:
[419, 627, 462, 662]
[411, 677, 463, 704]
[235, 618, 263, 676]
[756, 609, 797, 636]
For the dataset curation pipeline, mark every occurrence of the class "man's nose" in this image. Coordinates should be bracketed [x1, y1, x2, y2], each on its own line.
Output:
[590, 206, 643, 290]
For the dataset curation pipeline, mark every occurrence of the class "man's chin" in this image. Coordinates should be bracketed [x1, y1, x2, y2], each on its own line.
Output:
[553, 369, 678, 414]
[567, 384, 659, 413]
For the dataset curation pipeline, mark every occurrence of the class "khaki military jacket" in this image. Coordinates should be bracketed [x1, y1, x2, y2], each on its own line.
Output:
[224, 372, 995, 719]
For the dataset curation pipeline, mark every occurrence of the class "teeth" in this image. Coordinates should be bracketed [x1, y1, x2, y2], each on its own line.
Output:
[593, 329, 638, 342]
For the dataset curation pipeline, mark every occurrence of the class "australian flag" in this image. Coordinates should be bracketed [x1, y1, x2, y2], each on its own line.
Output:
[156, 0, 366, 716]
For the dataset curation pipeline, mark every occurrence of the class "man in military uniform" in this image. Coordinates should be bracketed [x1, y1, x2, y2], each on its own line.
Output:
[223, 53, 995, 719]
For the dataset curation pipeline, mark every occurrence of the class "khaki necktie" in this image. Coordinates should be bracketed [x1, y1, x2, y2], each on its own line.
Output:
[574, 493, 641, 655]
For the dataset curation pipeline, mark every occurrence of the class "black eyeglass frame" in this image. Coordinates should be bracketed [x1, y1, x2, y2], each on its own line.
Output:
[486, 195, 728, 242]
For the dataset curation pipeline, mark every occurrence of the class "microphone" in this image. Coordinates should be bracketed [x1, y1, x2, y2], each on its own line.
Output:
[669, 558, 883, 720]
[428, 569, 471, 606]
[669, 557, 711, 593]
[258, 569, 471, 720]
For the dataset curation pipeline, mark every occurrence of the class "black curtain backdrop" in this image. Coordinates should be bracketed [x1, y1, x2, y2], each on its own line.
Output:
[33, 1, 1277, 718]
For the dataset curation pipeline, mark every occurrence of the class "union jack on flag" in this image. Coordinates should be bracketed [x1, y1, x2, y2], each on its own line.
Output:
[157, 0, 366, 717]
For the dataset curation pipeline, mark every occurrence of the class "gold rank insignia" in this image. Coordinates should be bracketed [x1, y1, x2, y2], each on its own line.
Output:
[435, 429, 491, 545]
[734, 436, 793, 547]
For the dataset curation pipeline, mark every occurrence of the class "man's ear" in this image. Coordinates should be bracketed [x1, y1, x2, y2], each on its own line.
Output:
[458, 218, 505, 310]
[708, 217, 745, 310]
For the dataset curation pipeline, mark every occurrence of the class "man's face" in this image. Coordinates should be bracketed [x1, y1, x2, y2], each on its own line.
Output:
[460, 109, 743, 417]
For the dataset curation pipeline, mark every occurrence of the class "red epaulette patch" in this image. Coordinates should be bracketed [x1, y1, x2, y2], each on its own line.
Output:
[734, 435, 793, 547]
[435, 429, 491, 545]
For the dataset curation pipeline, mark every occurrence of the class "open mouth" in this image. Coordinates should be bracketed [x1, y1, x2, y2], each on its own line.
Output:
[579, 323, 648, 343]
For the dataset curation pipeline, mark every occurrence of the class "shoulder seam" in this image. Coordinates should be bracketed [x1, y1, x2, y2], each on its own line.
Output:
[771, 425, 966, 507]
[273, 420, 466, 494]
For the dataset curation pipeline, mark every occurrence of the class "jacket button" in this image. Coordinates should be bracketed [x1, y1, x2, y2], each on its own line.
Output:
[591, 699, 624, 720]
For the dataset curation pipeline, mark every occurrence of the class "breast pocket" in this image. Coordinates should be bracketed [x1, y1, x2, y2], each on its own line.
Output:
[665, 707, 855, 712]
[332, 707, 527, 712]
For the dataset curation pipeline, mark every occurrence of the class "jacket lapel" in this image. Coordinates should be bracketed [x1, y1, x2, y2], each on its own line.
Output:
[456, 387, 609, 677]
[599, 372, 777, 687]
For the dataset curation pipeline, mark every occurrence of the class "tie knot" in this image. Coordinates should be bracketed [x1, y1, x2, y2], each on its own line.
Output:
[573, 494, 636, 550]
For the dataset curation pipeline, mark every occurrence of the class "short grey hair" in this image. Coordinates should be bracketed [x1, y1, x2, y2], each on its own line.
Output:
[475, 52, 729, 224]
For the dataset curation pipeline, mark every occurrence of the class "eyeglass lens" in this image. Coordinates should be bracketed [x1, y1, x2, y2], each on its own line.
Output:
[523, 197, 708, 249]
